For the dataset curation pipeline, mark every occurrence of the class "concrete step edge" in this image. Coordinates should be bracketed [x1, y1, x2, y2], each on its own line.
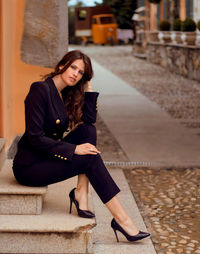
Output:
[0, 176, 96, 233]
[0, 159, 47, 215]
[0, 159, 47, 195]
[0, 230, 94, 254]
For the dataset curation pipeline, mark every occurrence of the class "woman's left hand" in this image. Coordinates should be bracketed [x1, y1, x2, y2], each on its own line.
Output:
[85, 80, 93, 92]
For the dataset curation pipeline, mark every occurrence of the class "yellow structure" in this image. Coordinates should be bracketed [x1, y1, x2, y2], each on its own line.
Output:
[92, 14, 118, 45]
[0, 0, 52, 148]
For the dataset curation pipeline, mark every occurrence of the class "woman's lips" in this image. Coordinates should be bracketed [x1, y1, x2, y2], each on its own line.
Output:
[69, 77, 76, 82]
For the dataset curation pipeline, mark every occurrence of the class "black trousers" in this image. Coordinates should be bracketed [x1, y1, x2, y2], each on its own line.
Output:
[13, 123, 120, 204]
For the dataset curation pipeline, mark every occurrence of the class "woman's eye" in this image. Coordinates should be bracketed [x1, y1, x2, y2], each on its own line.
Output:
[71, 65, 75, 69]
[79, 71, 84, 75]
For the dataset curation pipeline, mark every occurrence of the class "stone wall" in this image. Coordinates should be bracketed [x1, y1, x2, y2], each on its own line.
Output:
[147, 42, 200, 82]
[21, 0, 68, 68]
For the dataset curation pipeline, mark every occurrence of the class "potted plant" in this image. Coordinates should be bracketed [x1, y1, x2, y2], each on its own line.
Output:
[196, 20, 200, 45]
[197, 20, 200, 31]
[158, 20, 171, 43]
[171, 19, 182, 44]
[148, 0, 161, 3]
[181, 18, 197, 45]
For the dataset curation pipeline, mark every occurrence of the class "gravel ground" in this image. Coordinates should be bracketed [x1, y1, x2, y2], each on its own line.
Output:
[97, 112, 200, 254]
[77, 45, 200, 253]
[72, 44, 200, 130]
[124, 168, 200, 254]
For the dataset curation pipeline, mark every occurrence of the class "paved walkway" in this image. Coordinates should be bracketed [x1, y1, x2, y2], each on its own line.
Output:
[69, 48, 200, 253]
[92, 59, 200, 168]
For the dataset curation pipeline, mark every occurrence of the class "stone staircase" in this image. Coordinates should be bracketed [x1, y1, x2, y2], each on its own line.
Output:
[0, 138, 96, 254]
[0, 138, 156, 254]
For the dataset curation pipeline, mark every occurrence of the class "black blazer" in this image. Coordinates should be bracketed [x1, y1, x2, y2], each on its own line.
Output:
[13, 77, 99, 167]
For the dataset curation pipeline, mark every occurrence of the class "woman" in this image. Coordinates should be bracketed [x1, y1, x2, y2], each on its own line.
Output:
[12, 50, 150, 243]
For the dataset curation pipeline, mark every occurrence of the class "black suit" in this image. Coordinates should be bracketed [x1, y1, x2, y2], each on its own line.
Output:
[13, 77, 120, 204]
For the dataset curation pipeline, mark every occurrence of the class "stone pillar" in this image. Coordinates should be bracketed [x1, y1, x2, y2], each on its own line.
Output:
[160, 1, 164, 22]
[150, 3, 157, 30]
[21, 0, 68, 68]
[179, 0, 186, 21]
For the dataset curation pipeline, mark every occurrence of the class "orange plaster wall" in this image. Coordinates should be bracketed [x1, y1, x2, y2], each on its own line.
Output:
[2, 0, 52, 147]
[0, 1, 3, 136]
[1, 0, 15, 143]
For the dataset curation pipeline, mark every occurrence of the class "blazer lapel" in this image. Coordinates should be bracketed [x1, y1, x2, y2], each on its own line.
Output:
[45, 77, 67, 121]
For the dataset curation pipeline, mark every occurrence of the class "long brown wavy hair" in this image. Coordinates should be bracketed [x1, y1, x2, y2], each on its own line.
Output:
[44, 50, 93, 129]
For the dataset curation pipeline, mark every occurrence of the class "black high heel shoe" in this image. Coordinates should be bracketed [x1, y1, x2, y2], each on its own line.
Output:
[69, 188, 95, 218]
[111, 218, 150, 242]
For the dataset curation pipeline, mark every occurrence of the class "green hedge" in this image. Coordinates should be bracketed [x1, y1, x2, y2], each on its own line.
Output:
[173, 19, 182, 31]
[181, 18, 196, 32]
[197, 20, 200, 31]
[159, 20, 170, 31]
[148, 0, 161, 3]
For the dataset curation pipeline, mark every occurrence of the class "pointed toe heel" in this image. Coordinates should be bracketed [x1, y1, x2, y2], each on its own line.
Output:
[69, 188, 95, 219]
[111, 218, 150, 243]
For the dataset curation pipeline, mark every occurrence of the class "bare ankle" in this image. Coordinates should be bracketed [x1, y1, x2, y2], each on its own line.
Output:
[115, 214, 129, 224]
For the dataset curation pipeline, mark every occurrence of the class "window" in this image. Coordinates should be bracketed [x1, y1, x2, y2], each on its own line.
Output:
[100, 16, 115, 24]
[92, 18, 98, 24]
[78, 10, 87, 20]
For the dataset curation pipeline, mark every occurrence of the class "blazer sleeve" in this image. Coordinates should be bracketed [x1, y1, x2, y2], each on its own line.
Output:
[82, 92, 99, 124]
[25, 84, 76, 161]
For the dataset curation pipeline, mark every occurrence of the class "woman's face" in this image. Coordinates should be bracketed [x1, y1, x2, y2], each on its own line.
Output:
[60, 59, 85, 86]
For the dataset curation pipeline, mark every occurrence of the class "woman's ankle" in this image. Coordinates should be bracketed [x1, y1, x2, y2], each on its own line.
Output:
[75, 186, 88, 198]
[114, 214, 129, 225]
[115, 216, 139, 233]
[75, 188, 89, 210]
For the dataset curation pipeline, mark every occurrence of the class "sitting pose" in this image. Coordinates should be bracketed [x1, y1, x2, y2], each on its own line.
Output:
[12, 50, 150, 242]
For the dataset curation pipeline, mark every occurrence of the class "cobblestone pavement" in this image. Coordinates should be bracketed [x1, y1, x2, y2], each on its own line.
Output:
[97, 115, 200, 254]
[72, 45, 200, 253]
[72, 45, 200, 130]
[124, 168, 200, 254]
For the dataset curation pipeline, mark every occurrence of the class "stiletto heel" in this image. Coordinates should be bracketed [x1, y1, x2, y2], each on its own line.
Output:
[111, 218, 150, 242]
[113, 228, 119, 242]
[69, 188, 95, 218]
[69, 199, 72, 214]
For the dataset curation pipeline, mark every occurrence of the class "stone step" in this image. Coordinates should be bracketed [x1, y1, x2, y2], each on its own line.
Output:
[92, 168, 156, 254]
[0, 176, 96, 253]
[0, 160, 47, 215]
[0, 138, 6, 171]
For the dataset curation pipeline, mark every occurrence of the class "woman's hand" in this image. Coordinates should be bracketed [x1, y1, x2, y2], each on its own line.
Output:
[74, 143, 101, 155]
[85, 80, 93, 92]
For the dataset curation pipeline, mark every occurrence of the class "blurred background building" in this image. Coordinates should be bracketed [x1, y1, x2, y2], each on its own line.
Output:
[133, 0, 200, 82]
[137, 0, 200, 31]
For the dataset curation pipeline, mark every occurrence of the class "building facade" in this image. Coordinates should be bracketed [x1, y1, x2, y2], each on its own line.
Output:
[137, 0, 200, 31]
